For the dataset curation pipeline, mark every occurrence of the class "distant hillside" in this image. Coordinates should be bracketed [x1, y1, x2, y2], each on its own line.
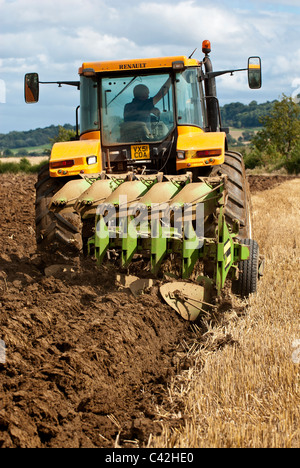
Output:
[220, 100, 277, 128]
[0, 124, 76, 150]
[0, 100, 278, 149]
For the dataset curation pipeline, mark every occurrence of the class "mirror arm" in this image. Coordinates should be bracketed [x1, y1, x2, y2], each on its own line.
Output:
[39, 80, 80, 89]
[204, 68, 247, 79]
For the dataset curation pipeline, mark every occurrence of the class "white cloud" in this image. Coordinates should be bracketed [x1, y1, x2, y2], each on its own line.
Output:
[0, 0, 300, 132]
[258, 0, 300, 6]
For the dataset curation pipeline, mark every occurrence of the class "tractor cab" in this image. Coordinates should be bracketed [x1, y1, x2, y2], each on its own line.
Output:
[78, 55, 211, 174]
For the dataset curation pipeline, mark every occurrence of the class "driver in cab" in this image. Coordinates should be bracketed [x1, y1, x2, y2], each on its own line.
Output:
[124, 77, 171, 130]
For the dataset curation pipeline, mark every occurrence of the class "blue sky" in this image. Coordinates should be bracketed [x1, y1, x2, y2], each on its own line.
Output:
[0, 0, 300, 133]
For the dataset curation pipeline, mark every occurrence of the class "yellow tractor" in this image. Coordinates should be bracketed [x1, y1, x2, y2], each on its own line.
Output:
[25, 40, 262, 321]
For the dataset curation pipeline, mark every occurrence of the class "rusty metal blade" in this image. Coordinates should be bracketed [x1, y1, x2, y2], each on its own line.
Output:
[160, 281, 212, 321]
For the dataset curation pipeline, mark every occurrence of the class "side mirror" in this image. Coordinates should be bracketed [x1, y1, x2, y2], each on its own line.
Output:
[248, 57, 262, 89]
[24, 73, 39, 103]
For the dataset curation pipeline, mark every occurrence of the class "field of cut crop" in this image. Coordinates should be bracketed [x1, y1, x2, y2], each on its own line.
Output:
[0, 173, 299, 448]
[0, 156, 49, 165]
[152, 175, 300, 448]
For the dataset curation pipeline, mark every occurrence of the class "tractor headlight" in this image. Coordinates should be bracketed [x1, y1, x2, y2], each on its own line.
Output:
[87, 156, 97, 165]
[177, 151, 186, 160]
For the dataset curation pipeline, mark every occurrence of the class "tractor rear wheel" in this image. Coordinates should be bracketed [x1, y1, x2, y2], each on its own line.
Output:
[35, 164, 82, 264]
[210, 151, 252, 239]
[210, 151, 258, 296]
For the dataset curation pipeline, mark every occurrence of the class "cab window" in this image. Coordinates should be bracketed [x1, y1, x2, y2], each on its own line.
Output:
[175, 68, 204, 128]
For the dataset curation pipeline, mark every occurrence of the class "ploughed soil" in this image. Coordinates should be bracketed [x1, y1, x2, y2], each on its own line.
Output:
[246, 174, 298, 193]
[0, 172, 296, 448]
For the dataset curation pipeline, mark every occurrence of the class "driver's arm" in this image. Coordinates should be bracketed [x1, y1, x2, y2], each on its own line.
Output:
[153, 77, 171, 105]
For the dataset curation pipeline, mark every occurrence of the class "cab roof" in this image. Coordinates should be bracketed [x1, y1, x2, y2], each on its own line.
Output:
[79, 56, 200, 75]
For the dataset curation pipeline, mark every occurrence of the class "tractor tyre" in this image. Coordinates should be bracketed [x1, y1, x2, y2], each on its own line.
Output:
[210, 151, 252, 239]
[232, 238, 259, 297]
[35, 164, 83, 264]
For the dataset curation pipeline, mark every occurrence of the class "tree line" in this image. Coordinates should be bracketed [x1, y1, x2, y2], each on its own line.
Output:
[220, 100, 276, 128]
[0, 124, 76, 152]
[0, 100, 277, 150]
[0, 97, 299, 174]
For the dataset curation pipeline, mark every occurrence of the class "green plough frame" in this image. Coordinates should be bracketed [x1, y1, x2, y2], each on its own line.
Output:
[87, 175, 249, 296]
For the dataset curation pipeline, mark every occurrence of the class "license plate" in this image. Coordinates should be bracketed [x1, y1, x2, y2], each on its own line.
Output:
[131, 144, 150, 160]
